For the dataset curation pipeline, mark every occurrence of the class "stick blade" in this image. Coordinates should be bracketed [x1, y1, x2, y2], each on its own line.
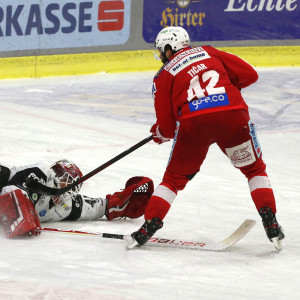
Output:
[127, 219, 256, 252]
[219, 219, 256, 248]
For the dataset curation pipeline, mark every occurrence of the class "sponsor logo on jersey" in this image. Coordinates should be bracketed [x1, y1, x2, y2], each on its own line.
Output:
[39, 209, 47, 217]
[165, 47, 210, 76]
[36, 196, 45, 206]
[63, 204, 71, 211]
[249, 121, 261, 158]
[225, 140, 256, 167]
[26, 173, 46, 185]
[189, 93, 229, 112]
[154, 66, 164, 79]
[54, 210, 63, 218]
[152, 82, 157, 97]
[85, 199, 100, 208]
[32, 193, 38, 201]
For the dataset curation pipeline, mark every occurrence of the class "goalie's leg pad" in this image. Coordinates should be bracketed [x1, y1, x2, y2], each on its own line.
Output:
[106, 176, 154, 221]
[0, 189, 41, 238]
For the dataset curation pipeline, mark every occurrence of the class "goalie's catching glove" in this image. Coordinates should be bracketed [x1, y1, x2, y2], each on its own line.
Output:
[150, 123, 170, 144]
[105, 176, 154, 221]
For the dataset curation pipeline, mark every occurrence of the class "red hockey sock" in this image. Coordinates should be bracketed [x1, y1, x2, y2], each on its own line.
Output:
[248, 175, 277, 213]
[144, 183, 177, 220]
[251, 188, 276, 213]
[144, 195, 171, 220]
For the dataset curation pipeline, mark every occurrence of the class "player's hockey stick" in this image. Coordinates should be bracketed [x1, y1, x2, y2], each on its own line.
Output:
[25, 135, 153, 196]
[36, 219, 256, 251]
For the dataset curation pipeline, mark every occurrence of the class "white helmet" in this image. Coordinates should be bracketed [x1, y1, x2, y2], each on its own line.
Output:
[155, 26, 190, 53]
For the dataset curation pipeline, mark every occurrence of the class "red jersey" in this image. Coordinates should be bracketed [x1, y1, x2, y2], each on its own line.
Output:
[152, 46, 258, 138]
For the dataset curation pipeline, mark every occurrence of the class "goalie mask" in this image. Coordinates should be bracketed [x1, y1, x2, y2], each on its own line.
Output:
[50, 159, 83, 196]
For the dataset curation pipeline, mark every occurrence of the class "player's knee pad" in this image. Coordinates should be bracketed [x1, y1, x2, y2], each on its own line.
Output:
[162, 170, 191, 191]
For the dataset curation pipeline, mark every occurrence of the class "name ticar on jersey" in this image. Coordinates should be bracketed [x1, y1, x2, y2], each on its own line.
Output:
[187, 63, 207, 77]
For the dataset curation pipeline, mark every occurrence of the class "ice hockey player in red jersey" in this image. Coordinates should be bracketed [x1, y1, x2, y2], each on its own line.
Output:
[129, 26, 284, 250]
[0, 160, 153, 238]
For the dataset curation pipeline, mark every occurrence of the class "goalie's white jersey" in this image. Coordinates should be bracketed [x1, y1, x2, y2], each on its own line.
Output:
[0, 163, 107, 223]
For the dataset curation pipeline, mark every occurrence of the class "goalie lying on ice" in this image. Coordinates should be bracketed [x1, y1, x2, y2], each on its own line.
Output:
[0, 160, 153, 238]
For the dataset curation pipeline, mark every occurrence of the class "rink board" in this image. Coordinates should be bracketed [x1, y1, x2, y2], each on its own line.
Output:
[0, 46, 299, 79]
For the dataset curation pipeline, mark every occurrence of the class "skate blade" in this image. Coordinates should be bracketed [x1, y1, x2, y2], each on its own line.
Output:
[270, 237, 282, 250]
[123, 234, 139, 250]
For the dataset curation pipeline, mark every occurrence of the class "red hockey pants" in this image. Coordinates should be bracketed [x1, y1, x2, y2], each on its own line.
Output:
[145, 109, 277, 220]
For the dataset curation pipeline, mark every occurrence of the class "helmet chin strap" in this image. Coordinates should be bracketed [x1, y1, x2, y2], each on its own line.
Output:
[153, 50, 169, 64]
[153, 51, 160, 61]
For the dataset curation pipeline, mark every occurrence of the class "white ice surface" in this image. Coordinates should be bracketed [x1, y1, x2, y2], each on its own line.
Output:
[0, 68, 299, 300]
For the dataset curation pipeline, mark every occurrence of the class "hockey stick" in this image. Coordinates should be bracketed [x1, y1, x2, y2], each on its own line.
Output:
[36, 219, 256, 251]
[26, 135, 153, 196]
[36, 227, 125, 240]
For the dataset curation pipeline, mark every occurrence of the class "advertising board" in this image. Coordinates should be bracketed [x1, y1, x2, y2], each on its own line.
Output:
[0, 0, 131, 51]
[143, 0, 300, 43]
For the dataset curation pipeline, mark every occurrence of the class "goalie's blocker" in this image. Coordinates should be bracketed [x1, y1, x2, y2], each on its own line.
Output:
[0, 189, 40, 238]
[106, 176, 154, 221]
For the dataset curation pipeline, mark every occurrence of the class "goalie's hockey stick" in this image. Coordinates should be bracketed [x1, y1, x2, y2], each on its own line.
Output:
[36, 219, 256, 251]
[36, 227, 125, 240]
[26, 135, 153, 196]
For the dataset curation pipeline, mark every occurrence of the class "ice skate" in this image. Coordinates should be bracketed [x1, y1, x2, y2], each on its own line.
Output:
[128, 217, 163, 249]
[259, 206, 284, 250]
